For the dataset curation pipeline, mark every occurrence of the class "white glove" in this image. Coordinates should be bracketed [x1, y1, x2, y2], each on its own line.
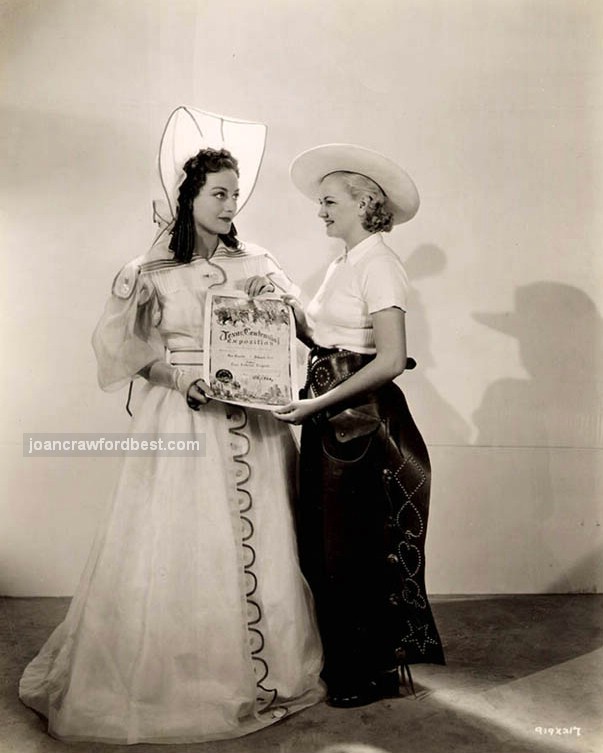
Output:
[140, 360, 210, 410]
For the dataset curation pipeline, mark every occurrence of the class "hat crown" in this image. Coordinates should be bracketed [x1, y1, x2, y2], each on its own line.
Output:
[155, 107, 267, 225]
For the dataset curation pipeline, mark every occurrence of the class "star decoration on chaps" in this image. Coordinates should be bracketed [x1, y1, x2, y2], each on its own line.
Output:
[401, 621, 440, 654]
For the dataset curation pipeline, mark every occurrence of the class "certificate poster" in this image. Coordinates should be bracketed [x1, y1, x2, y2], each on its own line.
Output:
[203, 292, 298, 410]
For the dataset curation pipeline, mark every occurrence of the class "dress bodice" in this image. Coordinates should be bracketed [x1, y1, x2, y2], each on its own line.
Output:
[93, 238, 299, 391]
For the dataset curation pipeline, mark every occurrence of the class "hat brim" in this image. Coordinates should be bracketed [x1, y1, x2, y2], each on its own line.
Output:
[290, 144, 419, 224]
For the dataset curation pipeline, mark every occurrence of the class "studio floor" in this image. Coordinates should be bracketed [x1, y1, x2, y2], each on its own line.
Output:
[1, 595, 601, 753]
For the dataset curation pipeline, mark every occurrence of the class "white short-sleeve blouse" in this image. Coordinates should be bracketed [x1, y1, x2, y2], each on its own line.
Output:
[306, 233, 409, 354]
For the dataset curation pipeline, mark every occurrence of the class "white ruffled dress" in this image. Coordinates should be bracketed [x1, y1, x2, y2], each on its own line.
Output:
[19, 237, 324, 744]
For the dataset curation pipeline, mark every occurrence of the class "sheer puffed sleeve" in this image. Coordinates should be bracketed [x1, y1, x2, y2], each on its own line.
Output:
[92, 258, 165, 391]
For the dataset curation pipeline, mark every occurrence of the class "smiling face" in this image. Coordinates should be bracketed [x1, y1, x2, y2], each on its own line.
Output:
[317, 173, 366, 246]
[192, 169, 240, 238]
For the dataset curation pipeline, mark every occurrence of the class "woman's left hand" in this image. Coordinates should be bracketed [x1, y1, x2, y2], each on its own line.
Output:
[244, 275, 275, 297]
[186, 379, 212, 410]
[272, 398, 321, 425]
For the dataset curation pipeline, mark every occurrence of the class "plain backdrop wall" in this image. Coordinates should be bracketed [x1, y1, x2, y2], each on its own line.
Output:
[1, 0, 602, 596]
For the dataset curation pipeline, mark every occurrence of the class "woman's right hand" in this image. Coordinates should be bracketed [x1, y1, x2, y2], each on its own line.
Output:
[272, 397, 322, 425]
[186, 379, 211, 411]
[244, 275, 275, 297]
[282, 295, 314, 347]
[282, 294, 304, 323]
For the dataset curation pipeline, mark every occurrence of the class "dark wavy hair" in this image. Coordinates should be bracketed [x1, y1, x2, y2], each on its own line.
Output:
[169, 148, 241, 263]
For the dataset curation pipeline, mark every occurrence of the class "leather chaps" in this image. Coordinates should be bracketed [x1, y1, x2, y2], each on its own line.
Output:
[297, 347, 445, 688]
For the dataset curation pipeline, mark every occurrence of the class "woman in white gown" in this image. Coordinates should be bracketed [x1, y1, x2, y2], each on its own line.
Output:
[19, 122, 323, 743]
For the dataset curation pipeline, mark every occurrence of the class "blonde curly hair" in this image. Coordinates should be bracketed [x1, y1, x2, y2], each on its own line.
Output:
[329, 171, 394, 233]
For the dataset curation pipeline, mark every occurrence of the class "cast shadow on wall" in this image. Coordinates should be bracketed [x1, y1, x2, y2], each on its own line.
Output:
[472, 282, 603, 592]
[472, 281, 602, 449]
[400, 244, 471, 446]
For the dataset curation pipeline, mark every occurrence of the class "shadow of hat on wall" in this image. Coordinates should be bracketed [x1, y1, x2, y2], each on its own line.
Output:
[473, 281, 601, 379]
[473, 281, 599, 337]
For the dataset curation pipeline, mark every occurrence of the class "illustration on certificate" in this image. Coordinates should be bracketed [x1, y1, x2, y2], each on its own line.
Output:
[203, 291, 298, 410]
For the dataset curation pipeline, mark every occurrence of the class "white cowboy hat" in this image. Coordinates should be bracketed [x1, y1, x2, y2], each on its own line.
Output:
[290, 143, 420, 224]
[153, 106, 267, 228]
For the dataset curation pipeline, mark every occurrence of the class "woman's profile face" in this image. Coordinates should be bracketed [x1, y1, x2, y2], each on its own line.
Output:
[192, 169, 239, 237]
[317, 173, 362, 242]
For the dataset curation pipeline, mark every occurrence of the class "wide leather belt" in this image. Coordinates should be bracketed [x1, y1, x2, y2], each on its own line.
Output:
[306, 347, 416, 398]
